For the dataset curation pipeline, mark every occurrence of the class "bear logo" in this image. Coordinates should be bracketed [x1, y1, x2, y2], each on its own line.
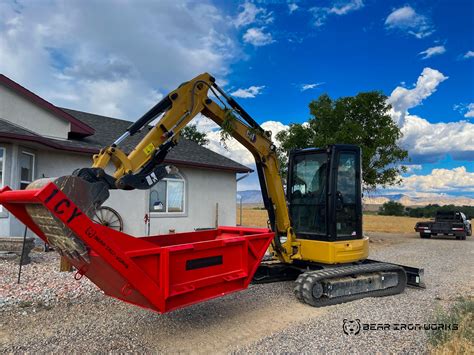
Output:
[343, 319, 361, 335]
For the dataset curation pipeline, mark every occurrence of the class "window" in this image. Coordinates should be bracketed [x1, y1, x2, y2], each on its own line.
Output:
[149, 173, 185, 214]
[288, 152, 328, 236]
[336, 153, 356, 204]
[20, 151, 35, 190]
[335, 152, 357, 237]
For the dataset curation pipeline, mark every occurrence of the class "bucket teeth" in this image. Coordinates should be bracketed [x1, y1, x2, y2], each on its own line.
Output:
[25, 176, 109, 263]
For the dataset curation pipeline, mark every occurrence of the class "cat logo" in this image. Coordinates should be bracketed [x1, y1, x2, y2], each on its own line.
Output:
[246, 129, 257, 143]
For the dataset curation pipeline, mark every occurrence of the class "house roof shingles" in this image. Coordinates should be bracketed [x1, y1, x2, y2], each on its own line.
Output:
[0, 107, 251, 173]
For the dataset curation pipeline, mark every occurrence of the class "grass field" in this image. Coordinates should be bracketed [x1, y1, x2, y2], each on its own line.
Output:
[236, 207, 474, 234]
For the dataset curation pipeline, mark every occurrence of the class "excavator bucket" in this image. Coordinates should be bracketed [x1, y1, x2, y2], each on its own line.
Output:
[0, 182, 274, 313]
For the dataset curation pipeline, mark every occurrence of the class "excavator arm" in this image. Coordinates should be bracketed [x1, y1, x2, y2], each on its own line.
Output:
[89, 73, 294, 262]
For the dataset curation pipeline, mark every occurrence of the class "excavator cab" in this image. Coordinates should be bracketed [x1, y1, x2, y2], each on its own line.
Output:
[287, 144, 362, 242]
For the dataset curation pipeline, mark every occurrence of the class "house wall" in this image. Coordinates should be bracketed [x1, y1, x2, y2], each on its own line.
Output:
[107, 167, 237, 236]
[0, 145, 237, 239]
[0, 85, 70, 139]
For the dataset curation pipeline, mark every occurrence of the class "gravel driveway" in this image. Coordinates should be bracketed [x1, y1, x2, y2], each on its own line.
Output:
[1, 232, 473, 353]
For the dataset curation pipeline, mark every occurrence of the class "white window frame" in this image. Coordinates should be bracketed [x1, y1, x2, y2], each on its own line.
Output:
[0, 147, 5, 212]
[0, 147, 5, 188]
[20, 151, 35, 189]
[150, 174, 186, 216]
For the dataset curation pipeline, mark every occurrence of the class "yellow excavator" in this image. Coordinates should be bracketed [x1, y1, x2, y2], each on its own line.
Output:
[0, 73, 423, 312]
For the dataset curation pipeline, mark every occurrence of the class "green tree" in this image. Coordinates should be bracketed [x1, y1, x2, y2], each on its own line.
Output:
[276, 92, 408, 190]
[275, 123, 314, 173]
[181, 124, 209, 146]
[379, 201, 405, 216]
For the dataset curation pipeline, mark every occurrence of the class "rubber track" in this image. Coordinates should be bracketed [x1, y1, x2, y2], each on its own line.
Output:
[293, 263, 407, 307]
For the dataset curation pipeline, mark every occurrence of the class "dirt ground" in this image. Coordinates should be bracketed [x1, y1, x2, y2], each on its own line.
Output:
[1, 231, 473, 353]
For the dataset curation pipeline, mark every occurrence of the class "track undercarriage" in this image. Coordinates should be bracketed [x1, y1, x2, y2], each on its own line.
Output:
[254, 261, 424, 307]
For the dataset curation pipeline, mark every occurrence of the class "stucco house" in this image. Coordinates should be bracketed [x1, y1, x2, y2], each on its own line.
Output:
[0, 74, 250, 240]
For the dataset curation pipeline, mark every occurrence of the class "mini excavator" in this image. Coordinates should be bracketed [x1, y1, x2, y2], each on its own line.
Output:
[0, 73, 424, 313]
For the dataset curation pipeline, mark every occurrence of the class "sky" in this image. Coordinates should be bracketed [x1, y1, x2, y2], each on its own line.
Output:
[0, 0, 473, 198]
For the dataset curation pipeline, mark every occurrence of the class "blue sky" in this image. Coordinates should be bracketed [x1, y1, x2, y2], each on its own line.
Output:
[0, 0, 473, 198]
[227, 1, 472, 123]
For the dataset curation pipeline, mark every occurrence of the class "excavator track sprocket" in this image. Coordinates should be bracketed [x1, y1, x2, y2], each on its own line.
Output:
[293, 262, 407, 307]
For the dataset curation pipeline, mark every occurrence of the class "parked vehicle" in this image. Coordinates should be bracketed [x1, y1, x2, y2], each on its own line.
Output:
[415, 211, 472, 240]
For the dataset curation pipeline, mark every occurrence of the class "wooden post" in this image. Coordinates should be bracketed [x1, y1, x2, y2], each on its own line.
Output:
[59, 256, 73, 272]
[17, 226, 28, 284]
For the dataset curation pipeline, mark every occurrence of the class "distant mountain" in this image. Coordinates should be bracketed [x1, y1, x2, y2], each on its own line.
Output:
[237, 190, 474, 206]
[363, 193, 474, 206]
[237, 190, 263, 204]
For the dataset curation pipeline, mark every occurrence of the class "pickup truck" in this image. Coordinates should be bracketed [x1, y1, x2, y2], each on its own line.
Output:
[415, 211, 472, 240]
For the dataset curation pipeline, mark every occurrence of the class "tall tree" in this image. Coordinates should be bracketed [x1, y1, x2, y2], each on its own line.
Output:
[276, 92, 408, 190]
[181, 124, 209, 146]
[379, 201, 405, 216]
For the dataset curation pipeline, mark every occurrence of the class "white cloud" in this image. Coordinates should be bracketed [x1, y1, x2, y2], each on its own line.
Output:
[0, 0, 238, 119]
[388, 68, 474, 163]
[465, 103, 474, 118]
[190, 113, 289, 170]
[311, 8, 330, 27]
[310, 0, 364, 27]
[328, 0, 364, 15]
[300, 82, 324, 91]
[261, 120, 289, 142]
[288, 3, 299, 14]
[454, 103, 474, 118]
[243, 27, 275, 46]
[234, 1, 273, 28]
[463, 50, 474, 59]
[388, 67, 448, 125]
[191, 113, 220, 132]
[385, 6, 433, 38]
[186, 114, 257, 166]
[404, 164, 422, 173]
[231, 85, 266, 98]
[419, 45, 446, 59]
[400, 115, 474, 162]
[397, 167, 474, 193]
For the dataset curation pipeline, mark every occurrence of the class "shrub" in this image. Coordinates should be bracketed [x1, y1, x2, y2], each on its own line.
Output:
[429, 297, 473, 353]
[378, 201, 405, 216]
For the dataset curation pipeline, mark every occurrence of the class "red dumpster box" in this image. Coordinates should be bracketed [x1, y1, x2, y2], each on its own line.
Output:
[0, 183, 274, 313]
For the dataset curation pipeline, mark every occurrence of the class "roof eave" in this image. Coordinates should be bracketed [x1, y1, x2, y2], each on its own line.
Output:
[0, 74, 95, 136]
[164, 158, 252, 174]
[0, 132, 98, 154]
[0, 132, 252, 173]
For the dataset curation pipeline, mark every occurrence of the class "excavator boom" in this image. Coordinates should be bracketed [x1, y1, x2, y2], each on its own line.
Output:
[83, 73, 295, 262]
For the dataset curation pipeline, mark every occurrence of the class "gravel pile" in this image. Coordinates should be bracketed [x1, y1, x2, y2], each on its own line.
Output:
[1, 233, 472, 353]
[0, 252, 100, 311]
